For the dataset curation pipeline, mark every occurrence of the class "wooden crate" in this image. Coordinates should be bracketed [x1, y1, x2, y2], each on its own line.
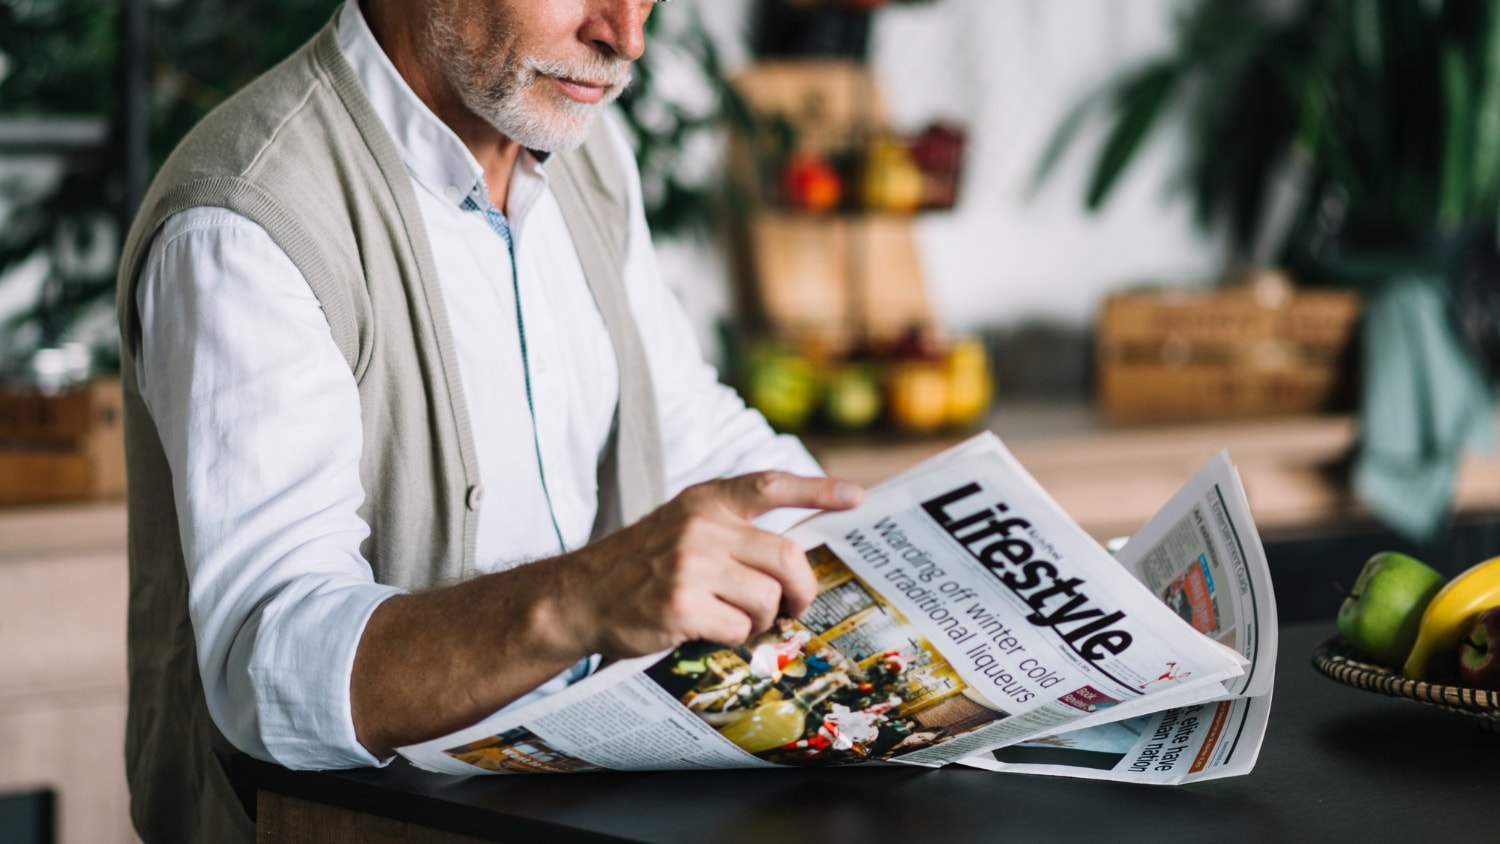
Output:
[1096, 280, 1361, 424]
[0, 378, 126, 505]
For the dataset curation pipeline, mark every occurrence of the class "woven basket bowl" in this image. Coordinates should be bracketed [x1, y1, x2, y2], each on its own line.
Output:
[1312, 637, 1500, 731]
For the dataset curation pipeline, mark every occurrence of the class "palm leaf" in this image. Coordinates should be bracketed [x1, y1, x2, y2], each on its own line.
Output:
[1085, 60, 1182, 210]
[1028, 85, 1114, 200]
[1439, 43, 1473, 228]
[1468, 1, 1500, 219]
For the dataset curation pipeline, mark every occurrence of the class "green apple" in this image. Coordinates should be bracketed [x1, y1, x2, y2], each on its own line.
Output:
[747, 349, 818, 432]
[824, 364, 881, 430]
[1337, 551, 1447, 668]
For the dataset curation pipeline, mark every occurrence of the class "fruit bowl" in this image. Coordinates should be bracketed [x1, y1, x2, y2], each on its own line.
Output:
[1312, 637, 1500, 731]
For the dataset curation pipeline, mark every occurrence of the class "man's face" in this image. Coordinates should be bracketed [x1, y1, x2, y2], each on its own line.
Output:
[418, 0, 655, 152]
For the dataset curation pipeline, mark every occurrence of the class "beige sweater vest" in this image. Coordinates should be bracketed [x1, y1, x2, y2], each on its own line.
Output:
[115, 21, 664, 843]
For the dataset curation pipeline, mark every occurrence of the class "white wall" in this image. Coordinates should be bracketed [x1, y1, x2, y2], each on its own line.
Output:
[683, 0, 1226, 332]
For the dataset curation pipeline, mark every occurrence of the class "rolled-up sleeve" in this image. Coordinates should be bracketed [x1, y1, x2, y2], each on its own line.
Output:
[136, 208, 402, 769]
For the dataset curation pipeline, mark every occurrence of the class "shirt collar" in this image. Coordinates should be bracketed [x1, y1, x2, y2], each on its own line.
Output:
[334, 1, 549, 211]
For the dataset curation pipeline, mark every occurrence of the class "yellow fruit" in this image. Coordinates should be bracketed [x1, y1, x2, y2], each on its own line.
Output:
[944, 337, 992, 426]
[1403, 555, 1500, 680]
[862, 140, 925, 213]
[888, 362, 949, 432]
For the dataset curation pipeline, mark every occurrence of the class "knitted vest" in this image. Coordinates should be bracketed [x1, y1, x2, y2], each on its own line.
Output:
[114, 21, 664, 843]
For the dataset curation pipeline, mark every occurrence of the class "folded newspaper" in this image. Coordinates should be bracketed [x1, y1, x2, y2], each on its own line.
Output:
[400, 433, 1278, 784]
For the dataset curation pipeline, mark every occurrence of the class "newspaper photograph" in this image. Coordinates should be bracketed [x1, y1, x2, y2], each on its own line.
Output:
[398, 433, 1265, 781]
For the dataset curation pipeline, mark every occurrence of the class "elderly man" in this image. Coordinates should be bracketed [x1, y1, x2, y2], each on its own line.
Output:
[115, 1, 862, 840]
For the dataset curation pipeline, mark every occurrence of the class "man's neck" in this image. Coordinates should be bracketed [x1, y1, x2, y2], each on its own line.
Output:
[361, 0, 520, 211]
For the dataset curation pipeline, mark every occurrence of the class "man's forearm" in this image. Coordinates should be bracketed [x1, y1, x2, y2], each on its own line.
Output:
[350, 558, 585, 759]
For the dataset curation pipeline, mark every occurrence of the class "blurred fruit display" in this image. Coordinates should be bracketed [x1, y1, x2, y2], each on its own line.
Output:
[757, 122, 966, 216]
[734, 2, 968, 216]
[728, 0, 969, 437]
[742, 334, 994, 435]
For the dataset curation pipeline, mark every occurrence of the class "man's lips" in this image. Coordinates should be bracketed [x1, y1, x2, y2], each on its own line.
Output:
[549, 75, 611, 104]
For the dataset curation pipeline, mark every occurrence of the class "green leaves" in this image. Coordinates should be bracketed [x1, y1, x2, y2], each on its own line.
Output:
[616, 2, 735, 238]
[1440, 44, 1472, 228]
[1084, 60, 1181, 211]
[148, 0, 336, 172]
[0, 0, 118, 114]
[1468, 2, 1500, 223]
[0, 0, 336, 369]
[1038, 0, 1500, 257]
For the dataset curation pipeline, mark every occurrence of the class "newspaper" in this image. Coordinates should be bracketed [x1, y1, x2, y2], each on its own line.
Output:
[397, 433, 1270, 782]
[957, 451, 1276, 783]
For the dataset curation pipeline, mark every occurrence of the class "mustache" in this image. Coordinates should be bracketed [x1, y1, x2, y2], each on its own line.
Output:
[523, 55, 634, 99]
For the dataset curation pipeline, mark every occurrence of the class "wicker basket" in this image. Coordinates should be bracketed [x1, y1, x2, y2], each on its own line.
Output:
[1311, 637, 1500, 731]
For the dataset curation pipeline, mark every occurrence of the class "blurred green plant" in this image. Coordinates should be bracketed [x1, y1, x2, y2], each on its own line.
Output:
[0, 0, 338, 373]
[148, 0, 338, 168]
[617, 4, 746, 238]
[1036, 0, 1500, 259]
[0, 0, 121, 369]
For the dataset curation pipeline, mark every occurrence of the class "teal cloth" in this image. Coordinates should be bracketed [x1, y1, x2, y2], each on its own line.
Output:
[1353, 276, 1496, 542]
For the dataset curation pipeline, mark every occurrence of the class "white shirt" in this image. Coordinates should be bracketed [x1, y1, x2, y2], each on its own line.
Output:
[134, 1, 819, 770]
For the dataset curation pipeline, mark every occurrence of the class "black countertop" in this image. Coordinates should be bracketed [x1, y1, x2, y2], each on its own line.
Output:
[237, 621, 1500, 843]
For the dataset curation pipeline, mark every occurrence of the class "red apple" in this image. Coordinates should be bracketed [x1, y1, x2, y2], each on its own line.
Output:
[1458, 607, 1500, 689]
[781, 153, 842, 213]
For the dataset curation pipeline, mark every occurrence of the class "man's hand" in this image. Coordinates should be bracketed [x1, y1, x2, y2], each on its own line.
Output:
[352, 471, 862, 757]
[544, 472, 864, 660]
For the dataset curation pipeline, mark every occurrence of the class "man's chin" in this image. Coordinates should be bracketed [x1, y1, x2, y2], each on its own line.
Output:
[512, 122, 594, 154]
[490, 100, 600, 153]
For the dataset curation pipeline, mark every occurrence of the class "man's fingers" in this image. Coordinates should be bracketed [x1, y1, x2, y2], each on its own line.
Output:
[691, 599, 756, 648]
[710, 527, 818, 619]
[711, 565, 785, 639]
[726, 527, 818, 618]
[712, 472, 864, 521]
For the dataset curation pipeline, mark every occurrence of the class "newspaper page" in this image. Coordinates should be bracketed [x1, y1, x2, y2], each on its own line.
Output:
[958, 452, 1276, 783]
[398, 433, 1251, 776]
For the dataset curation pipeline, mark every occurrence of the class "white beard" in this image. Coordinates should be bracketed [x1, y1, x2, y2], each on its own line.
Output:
[425, 10, 632, 152]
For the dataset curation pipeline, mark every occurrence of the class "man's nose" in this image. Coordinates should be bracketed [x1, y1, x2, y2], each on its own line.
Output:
[582, 0, 652, 62]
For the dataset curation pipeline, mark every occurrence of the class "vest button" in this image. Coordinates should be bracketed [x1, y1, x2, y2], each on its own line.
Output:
[466, 484, 485, 511]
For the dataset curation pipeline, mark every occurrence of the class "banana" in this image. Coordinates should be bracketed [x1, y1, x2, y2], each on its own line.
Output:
[1403, 555, 1500, 680]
